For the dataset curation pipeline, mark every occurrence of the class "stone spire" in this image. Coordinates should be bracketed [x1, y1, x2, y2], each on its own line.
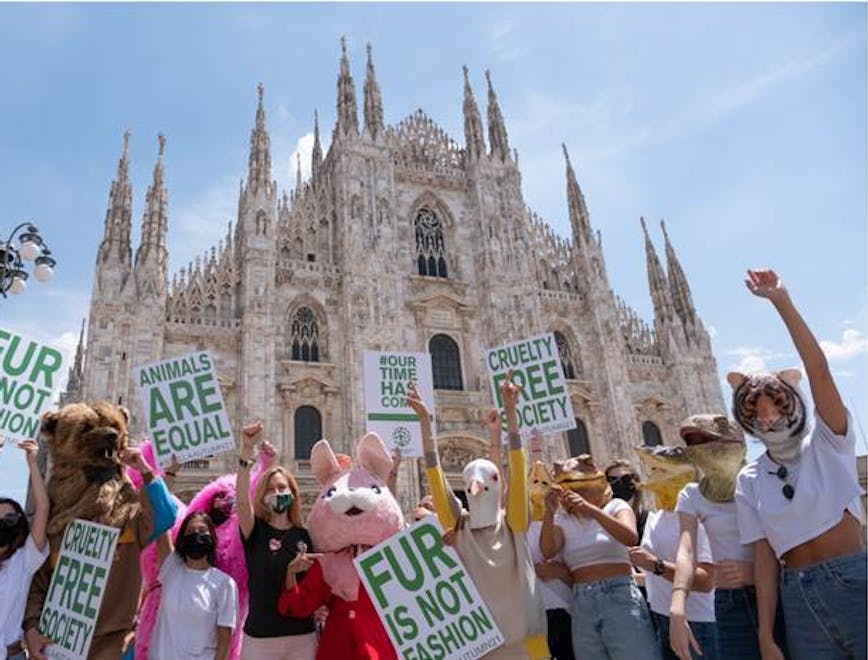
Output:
[98, 129, 134, 266]
[462, 66, 486, 161]
[641, 217, 673, 324]
[562, 144, 592, 244]
[485, 69, 509, 162]
[62, 318, 86, 403]
[661, 220, 697, 326]
[247, 83, 272, 192]
[335, 36, 359, 138]
[136, 133, 168, 263]
[296, 152, 302, 192]
[312, 109, 323, 179]
[363, 43, 384, 140]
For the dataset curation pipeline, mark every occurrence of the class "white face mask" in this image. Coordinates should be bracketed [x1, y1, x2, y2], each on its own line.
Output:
[462, 459, 502, 529]
[755, 426, 808, 464]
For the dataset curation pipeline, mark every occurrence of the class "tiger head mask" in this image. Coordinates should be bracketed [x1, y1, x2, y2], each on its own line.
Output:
[727, 369, 808, 463]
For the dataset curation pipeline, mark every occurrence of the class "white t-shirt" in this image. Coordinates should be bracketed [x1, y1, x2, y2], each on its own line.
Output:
[559, 499, 633, 570]
[526, 520, 572, 611]
[641, 510, 715, 623]
[676, 483, 753, 562]
[736, 410, 864, 558]
[149, 553, 238, 660]
[0, 534, 48, 647]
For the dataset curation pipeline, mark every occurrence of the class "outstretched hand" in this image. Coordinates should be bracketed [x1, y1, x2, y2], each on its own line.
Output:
[745, 269, 787, 304]
[405, 383, 430, 420]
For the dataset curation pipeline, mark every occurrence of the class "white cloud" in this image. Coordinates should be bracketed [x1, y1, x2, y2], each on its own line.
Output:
[820, 328, 868, 362]
[724, 345, 796, 376]
[288, 132, 315, 187]
[170, 177, 237, 273]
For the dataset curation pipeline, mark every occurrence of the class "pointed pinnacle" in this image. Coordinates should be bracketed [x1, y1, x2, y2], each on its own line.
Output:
[341, 35, 347, 56]
[562, 143, 572, 167]
[158, 133, 166, 157]
[640, 216, 648, 236]
[123, 129, 132, 158]
[366, 42, 373, 63]
[660, 219, 670, 243]
[485, 69, 493, 92]
[257, 82, 264, 105]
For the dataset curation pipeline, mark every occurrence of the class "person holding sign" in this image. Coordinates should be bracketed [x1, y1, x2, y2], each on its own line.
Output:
[236, 422, 316, 660]
[539, 455, 659, 660]
[409, 374, 550, 659]
[0, 439, 49, 660]
[149, 511, 239, 660]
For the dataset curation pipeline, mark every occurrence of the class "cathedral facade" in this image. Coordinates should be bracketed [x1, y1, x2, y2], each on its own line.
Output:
[64, 40, 724, 510]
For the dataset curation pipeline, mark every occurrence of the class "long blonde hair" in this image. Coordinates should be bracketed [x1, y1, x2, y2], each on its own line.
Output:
[253, 466, 303, 527]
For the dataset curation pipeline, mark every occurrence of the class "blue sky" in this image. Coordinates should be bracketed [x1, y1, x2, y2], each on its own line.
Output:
[0, 3, 865, 504]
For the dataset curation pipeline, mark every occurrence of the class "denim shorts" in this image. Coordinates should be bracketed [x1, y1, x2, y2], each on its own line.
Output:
[780, 551, 867, 660]
[571, 576, 660, 660]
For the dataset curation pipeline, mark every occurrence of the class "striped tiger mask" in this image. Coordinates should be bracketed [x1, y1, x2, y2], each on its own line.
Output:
[726, 369, 808, 462]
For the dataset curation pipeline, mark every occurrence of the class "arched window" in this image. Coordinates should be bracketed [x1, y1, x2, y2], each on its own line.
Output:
[554, 331, 578, 380]
[429, 334, 463, 391]
[415, 207, 448, 278]
[567, 418, 590, 456]
[290, 306, 320, 362]
[642, 421, 663, 447]
[294, 406, 322, 460]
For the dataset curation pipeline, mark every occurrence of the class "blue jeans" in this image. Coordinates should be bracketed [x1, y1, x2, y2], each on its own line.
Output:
[571, 576, 660, 660]
[780, 551, 867, 660]
[651, 612, 718, 660]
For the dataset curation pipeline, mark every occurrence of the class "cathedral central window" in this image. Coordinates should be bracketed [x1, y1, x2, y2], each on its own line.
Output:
[291, 306, 320, 362]
[415, 207, 448, 278]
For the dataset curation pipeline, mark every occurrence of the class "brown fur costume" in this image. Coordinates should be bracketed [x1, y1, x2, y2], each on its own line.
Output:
[24, 402, 156, 660]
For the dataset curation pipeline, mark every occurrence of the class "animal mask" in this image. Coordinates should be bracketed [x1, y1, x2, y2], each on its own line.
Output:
[680, 414, 746, 503]
[553, 455, 612, 507]
[727, 370, 807, 463]
[41, 402, 139, 535]
[529, 461, 553, 522]
[308, 434, 404, 600]
[634, 445, 695, 511]
[462, 459, 502, 529]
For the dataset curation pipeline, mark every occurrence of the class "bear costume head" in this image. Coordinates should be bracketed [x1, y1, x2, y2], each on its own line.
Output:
[41, 402, 140, 535]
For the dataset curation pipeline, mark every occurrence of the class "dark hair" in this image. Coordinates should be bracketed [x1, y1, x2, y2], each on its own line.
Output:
[174, 511, 217, 566]
[0, 497, 30, 557]
[604, 459, 636, 479]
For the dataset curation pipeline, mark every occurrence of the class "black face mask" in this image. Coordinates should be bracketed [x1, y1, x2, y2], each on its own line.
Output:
[210, 508, 229, 527]
[609, 475, 637, 502]
[0, 522, 19, 550]
[178, 532, 214, 561]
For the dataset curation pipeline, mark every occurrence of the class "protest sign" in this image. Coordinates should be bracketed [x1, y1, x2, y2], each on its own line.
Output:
[0, 327, 64, 441]
[363, 351, 435, 458]
[485, 332, 576, 438]
[135, 350, 234, 468]
[356, 518, 504, 660]
[39, 519, 120, 660]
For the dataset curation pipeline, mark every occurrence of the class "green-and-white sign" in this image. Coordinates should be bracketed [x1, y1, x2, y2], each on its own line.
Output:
[356, 518, 504, 660]
[135, 350, 234, 468]
[0, 327, 64, 442]
[485, 332, 576, 438]
[363, 351, 435, 458]
[40, 519, 120, 660]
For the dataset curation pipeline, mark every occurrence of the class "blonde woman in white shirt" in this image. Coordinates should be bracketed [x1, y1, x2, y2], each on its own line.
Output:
[731, 269, 865, 660]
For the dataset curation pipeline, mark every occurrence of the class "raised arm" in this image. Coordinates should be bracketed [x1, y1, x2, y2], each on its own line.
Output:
[486, 408, 504, 477]
[237, 422, 262, 540]
[501, 371, 528, 533]
[407, 383, 460, 529]
[539, 487, 565, 559]
[746, 268, 846, 434]
[21, 440, 48, 551]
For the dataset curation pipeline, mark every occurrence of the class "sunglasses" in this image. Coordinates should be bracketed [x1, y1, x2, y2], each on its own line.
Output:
[770, 465, 795, 500]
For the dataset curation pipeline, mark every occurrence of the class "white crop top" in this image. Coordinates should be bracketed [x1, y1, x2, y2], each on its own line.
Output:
[735, 410, 864, 558]
[558, 498, 632, 570]
[676, 483, 753, 562]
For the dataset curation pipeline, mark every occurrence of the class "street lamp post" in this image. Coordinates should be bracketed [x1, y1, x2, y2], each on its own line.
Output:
[0, 223, 56, 297]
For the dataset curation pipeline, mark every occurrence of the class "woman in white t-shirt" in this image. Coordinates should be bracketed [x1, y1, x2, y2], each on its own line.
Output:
[0, 440, 48, 660]
[150, 511, 238, 660]
[731, 269, 865, 660]
[540, 456, 659, 660]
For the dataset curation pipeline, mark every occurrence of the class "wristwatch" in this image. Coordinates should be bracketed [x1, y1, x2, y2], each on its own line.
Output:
[238, 456, 255, 469]
[653, 557, 665, 576]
